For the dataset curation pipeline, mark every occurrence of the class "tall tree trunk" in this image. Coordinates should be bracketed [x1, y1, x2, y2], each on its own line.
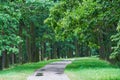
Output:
[26, 35, 32, 62]
[39, 47, 42, 61]
[68, 47, 73, 58]
[30, 24, 39, 62]
[57, 47, 60, 58]
[50, 43, 54, 59]
[43, 42, 46, 60]
[41, 41, 45, 61]
[98, 31, 105, 59]
[0, 56, 2, 70]
[11, 54, 15, 65]
[18, 44, 23, 63]
[54, 43, 58, 59]
[80, 44, 84, 57]
[105, 27, 112, 60]
[35, 47, 39, 61]
[78, 44, 82, 57]
[2, 51, 9, 69]
[18, 43, 23, 64]
[75, 39, 79, 57]
[18, 24, 23, 64]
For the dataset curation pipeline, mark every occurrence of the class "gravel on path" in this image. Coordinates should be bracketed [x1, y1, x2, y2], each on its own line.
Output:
[27, 60, 72, 80]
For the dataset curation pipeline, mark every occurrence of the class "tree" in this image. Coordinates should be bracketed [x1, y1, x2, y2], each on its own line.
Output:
[18, 0, 54, 62]
[45, 0, 120, 60]
[0, 2, 21, 69]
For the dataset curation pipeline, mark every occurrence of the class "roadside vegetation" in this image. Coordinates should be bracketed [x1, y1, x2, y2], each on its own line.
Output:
[0, 59, 58, 80]
[66, 57, 120, 80]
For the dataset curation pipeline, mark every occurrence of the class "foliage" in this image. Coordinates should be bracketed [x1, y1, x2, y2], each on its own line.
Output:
[110, 21, 120, 62]
[0, 3, 22, 55]
[20, 0, 54, 47]
[46, 0, 120, 59]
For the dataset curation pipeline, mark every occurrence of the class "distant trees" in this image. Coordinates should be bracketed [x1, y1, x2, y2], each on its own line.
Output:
[18, 0, 54, 63]
[45, 0, 120, 63]
[45, 0, 100, 57]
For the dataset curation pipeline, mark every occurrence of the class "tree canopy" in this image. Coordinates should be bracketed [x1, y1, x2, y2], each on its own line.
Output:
[0, 0, 120, 70]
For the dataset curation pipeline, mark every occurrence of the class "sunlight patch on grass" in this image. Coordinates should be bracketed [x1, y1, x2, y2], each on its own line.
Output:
[65, 57, 120, 80]
[66, 68, 120, 80]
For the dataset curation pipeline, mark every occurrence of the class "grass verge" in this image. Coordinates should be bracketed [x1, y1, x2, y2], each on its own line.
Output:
[0, 59, 59, 80]
[65, 57, 120, 80]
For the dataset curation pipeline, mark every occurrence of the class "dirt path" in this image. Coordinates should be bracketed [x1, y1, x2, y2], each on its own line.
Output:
[27, 60, 72, 80]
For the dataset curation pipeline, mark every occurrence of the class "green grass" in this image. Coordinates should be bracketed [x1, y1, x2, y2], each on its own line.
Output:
[0, 59, 59, 80]
[65, 57, 120, 80]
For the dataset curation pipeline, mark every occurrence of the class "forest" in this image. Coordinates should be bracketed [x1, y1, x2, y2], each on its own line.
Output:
[0, 0, 120, 75]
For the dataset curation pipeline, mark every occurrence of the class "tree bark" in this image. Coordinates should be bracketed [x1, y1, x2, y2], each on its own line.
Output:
[2, 51, 9, 69]
[68, 47, 73, 58]
[18, 24, 23, 64]
[98, 31, 105, 59]
[75, 39, 79, 57]
[41, 42, 45, 61]
[11, 54, 15, 65]
[0, 55, 2, 70]
[26, 33, 32, 62]
[54, 43, 58, 59]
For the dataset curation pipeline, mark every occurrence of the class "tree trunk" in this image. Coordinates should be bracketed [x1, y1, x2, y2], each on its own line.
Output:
[98, 31, 105, 59]
[54, 43, 58, 59]
[50, 43, 54, 59]
[26, 35, 32, 62]
[80, 43, 85, 57]
[105, 27, 112, 60]
[2, 51, 9, 69]
[33, 47, 39, 62]
[75, 39, 79, 57]
[11, 54, 15, 65]
[18, 22, 23, 64]
[39, 47, 42, 61]
[30, 24, 39, 62]
[18, 44, 23, 63]
[41, 42, 45, 61]
[68, 47, 73, 58]
[57, 47, 60, 58]
[0, 56, 2, 70]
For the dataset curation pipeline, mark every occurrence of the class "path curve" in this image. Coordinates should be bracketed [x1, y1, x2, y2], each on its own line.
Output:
[27, 60, 72, 80]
